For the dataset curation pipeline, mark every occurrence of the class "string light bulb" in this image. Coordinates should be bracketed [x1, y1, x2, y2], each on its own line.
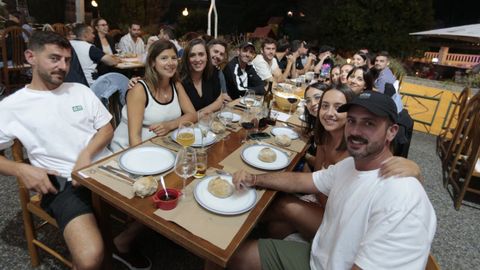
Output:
[182, 8, 189, 16]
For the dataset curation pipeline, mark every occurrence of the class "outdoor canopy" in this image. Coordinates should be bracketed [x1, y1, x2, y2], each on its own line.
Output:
[410, 23, 480, 43]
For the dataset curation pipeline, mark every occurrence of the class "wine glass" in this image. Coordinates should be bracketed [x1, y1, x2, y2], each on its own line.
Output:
[218, 105, 234, 140]
[177, 121, 195, 148]
[243, 90, 256, 114]
[198, 112, 212, 148]
[174, 147, 197, 198]
[287, 96, 299, 115]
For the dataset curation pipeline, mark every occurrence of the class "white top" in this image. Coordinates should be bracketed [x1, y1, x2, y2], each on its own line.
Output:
[0, 83, 112, 179]
[110, 80, 182, 152]
[118, 33, 145, 55]
[146, 36, 183, 53]
[310, 157, 436, 270]
[252, 54, 279, 81]
[70, 40, 101, 86]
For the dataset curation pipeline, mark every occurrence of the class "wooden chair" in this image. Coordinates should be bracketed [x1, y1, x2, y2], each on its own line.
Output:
[436, 87, 471, 163]
[443, 92, 480, 209]
[11, 140, 72, 268]
[0, 26, 31, 95]
[425, 253, 441, 270]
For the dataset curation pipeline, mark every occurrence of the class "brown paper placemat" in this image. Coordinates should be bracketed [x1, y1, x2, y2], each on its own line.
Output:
[79, 141, 175, 199]
[219, 142, 294, 175]
[262, 126, 307, 153]
[150, 136, 182, 152]
[79, 159, 135, 199]
[154, 171, 264, 250]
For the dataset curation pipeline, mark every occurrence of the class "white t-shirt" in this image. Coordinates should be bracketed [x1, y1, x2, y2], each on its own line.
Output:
[310, 157, 436, 270]
[0, 83, 112, 179]
[252, 54, 279, 81]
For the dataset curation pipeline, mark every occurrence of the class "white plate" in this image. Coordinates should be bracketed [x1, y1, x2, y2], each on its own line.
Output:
[240, 98, 261, 107]
[271, 127, 299, 140]
[171, 128, 217, 147]
[194, 175, 257, 215]
[218, 112, 241, 122]
[119, 146, 175, 175]
[241, 145, 290, 170]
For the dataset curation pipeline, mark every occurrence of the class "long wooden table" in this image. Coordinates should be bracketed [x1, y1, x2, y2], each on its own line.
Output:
[72, 122, 308, 269]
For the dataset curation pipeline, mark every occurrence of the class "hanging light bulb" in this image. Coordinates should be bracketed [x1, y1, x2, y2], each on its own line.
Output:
[91, 0, 98, 7]
[182, 8, 189, 16]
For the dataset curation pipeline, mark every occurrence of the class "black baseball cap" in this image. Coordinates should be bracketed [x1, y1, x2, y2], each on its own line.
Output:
[337, 91, 398, 123]
[239, 41, 256, 51]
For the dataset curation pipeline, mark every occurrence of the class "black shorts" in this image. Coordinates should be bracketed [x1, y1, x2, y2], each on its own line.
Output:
[40, 182, 93, 233]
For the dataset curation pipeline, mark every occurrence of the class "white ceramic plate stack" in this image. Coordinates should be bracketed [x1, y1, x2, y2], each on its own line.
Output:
[118, 146, 176, 175]
[194, 175, 257, 215]
[241, 145, 290, 170]
[218, 112, 241, 122]
[271, 127, 299, 140]
[171, 128, 217, 147]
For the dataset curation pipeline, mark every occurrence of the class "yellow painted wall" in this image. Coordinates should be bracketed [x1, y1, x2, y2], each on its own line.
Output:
[400, 82, 459, 135]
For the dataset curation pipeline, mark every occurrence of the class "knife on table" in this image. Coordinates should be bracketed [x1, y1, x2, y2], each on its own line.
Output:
[98, 165, 135, 185]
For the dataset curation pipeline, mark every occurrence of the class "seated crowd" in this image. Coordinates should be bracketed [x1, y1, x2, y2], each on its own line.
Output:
[0, 21, 435, 270]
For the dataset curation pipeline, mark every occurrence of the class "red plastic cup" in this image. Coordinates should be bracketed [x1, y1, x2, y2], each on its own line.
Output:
[152, 188, 182, 210]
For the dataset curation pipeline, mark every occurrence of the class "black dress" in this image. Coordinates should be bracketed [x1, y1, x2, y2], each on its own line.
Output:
[182, 69, 221, 111]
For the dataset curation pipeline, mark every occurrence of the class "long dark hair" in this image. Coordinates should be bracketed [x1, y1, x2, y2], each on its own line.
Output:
[144, 40, 178, 91]
[314, 85, 356, 151]
[302, 82, 331, 136]
[347, 65, 374, 91]
[179, 38, 215, 83]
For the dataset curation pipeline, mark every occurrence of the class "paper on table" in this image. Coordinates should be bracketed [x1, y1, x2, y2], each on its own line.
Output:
[271, 110, 291, 122]
[154, 177, 264, 250]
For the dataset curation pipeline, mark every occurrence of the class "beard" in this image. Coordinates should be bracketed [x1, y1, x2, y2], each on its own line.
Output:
[347, 135, 384, 159]
[38, 69, 65, 88]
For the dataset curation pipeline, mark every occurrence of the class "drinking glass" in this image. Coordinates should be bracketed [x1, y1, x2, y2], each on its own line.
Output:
[287, 96, 299, 115]
[243, 90, 256, 114]
[177, 121, 195, 148]
[218, 105, 234, 140]
[194, 148, 208, 179]
[174, 147, 197, 197]
[240, 113, 254, 143]
[198, 112, 212, 148]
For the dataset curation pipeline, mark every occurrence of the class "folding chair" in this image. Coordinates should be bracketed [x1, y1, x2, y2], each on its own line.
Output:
[443, 92, 480, 209]
[436, 87, 471, 162]
[12, 140, 72, 268]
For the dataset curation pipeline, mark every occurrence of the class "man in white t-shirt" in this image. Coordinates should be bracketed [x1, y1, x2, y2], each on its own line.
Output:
[252, 38, 293, 83]
[0, 31, 151, 270]
[230, 91, 436, 270]
[70, 23, 119, 85]
[118, 22, 145, 55]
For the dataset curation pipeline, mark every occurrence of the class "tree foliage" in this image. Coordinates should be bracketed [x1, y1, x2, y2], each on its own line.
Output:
[298, 0, 434, 56]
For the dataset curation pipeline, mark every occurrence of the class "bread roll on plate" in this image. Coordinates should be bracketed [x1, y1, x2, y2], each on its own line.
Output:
[208, 177, 234, 198]
[258, 147, 277, 163]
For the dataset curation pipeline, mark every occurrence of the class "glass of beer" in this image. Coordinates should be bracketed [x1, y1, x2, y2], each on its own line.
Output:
[194, 148, 208, 178]
[177, 121, 195, 148]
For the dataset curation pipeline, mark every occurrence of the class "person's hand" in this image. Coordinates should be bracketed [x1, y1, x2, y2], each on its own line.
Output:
[308, 53, 317, 61]
[232, 170, 256, 190]
[318, 51, 332, 62]
[149, 122, 172, 136]
[128, 76, 141, 89]
[286, 54, 295, 63]
[379, 156, 421, 180]
[16, 163, 58, 194]
[72, 151, 93, 187]
[221, 93, 232, 103]
[291, 51, 299, 60]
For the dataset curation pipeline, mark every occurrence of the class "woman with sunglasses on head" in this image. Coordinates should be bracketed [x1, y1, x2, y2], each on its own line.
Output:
[110, 40, 196, 152]
[301, 82, 330, 171]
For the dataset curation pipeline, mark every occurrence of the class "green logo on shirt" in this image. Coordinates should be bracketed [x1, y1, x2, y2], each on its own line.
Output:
[72, 105, 83, 112]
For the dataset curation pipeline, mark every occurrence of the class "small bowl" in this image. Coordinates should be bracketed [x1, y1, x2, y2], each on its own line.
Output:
[274, 91, 301, 111]
[152, 188, 182, 210]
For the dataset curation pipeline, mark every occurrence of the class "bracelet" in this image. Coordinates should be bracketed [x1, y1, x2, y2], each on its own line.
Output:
[252, 174, 257, 186]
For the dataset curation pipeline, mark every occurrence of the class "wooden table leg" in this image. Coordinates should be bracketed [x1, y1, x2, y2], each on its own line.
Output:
[91, 193, 113, 270]
[204, 260, 225, 270]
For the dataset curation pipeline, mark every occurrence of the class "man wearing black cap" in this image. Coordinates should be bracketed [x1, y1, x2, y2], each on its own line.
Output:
[230, 91, 436, 270]
[223, 41, 265, 99]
